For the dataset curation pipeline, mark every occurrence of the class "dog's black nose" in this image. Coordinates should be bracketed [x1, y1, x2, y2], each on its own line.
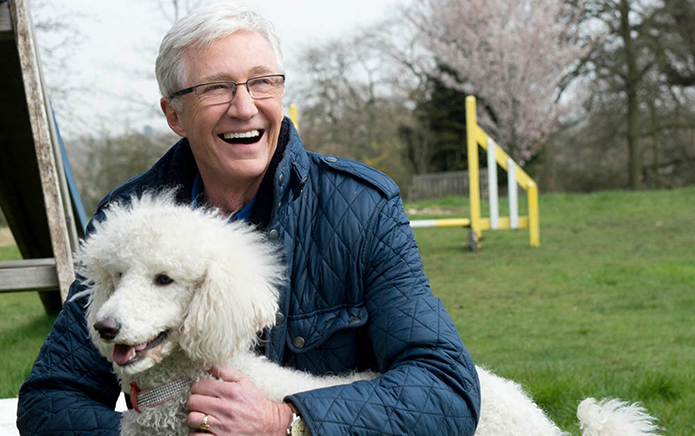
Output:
[93, 318, 121, 340]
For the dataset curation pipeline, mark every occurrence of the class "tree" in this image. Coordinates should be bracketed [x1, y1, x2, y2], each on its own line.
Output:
[67, 129, 178, 212]
[31, 0, 92, 138]
[409, 0, 589, 164]
[289, 31, 418, 187]
[561, 0, 695, 190]
[650, 0, 695, 87]
[400, 68, 468, 174]
[570, 0, 661, 189]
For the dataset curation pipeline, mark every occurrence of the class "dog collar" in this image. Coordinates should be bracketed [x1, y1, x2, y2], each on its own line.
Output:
[129, 379, 189, 412]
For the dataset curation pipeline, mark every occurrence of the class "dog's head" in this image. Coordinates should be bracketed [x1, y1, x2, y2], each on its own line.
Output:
[78, 192, 284, 376]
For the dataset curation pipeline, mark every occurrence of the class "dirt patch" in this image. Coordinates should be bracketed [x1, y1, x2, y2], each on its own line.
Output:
[0, 228, 16, 247]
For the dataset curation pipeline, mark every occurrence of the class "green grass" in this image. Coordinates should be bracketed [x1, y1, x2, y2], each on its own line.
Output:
[0, 244, 58, 398]
[408, 187, 695, 435]
[1, 187, 693, 434]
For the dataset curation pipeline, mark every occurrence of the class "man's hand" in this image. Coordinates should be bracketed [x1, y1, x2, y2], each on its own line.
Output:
[187, 364, 294, 435]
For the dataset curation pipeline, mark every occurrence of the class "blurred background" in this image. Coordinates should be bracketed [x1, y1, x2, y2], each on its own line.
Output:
[18, 0, 695, 215]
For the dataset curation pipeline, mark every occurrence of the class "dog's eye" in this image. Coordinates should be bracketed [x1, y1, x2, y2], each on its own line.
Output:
[154, 274, 174, 286]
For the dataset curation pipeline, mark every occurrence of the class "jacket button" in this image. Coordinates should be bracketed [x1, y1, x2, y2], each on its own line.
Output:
[348, 316, 361, 324]
[268, 229, 279, 240]
[325, 156, 337, 163]
[292, 336, 305, 349]
[278, 173, 284, 186]
[276, 201, 282, 212]
[275, 312, 285, 325]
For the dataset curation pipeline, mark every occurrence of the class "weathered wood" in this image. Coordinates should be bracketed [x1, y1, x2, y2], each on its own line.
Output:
[0, 258, 57, 268]
[0, 258, 59, 292]
[10, 0, 75, 303]
[0, 0, 61, 312]
[43, 55, 81, 253]
[0, 2, 11, 36]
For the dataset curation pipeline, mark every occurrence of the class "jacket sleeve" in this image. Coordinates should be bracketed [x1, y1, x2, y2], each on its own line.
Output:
[286, 196, 481, 435]
[17, 281, 122, 435]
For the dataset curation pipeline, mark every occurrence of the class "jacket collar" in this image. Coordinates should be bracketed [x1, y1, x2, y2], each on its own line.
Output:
[250, 117, 309, 229]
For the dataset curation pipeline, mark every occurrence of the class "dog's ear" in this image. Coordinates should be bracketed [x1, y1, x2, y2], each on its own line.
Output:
[180, 262, 279, 365]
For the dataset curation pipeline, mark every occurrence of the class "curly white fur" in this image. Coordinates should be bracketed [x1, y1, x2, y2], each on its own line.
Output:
[578, 398, 661, 436]
[77, 192, 661, 436]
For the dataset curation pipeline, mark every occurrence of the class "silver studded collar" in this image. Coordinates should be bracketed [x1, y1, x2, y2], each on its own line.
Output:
[129, 379, 189, 412]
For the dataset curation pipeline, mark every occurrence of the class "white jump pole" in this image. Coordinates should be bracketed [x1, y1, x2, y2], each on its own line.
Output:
[508, 157, 519, 229]
[487, 138, 499, 230]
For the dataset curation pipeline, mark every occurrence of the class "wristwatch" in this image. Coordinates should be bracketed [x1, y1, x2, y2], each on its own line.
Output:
[287, 403, 309, 436]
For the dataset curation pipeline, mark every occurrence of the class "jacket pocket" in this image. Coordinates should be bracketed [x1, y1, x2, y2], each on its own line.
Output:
[286, 305, 368, 354]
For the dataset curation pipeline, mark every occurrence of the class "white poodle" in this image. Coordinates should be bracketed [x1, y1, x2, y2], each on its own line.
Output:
[76, 193, 661, 436]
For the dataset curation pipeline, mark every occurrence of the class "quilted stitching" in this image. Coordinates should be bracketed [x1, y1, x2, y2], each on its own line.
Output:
[18, 285, 122, 435]
[277, 148, 479, 434]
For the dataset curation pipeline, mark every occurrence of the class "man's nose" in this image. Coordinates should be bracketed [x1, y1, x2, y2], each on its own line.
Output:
[227, 86, 259, 119]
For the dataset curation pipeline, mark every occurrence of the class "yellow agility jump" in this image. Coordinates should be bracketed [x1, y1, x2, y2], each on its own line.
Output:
[464, 96, 540, 249]
[409, 96, 540, 250]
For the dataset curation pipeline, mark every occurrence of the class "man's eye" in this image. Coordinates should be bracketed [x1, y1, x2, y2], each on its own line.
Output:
[252, 78, 273, 86]
[250, 77, 281, 90]
[200, 83, 232, 94]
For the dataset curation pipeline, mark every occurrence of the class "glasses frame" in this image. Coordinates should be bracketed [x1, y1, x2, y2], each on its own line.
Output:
[169, 74, 286, 102]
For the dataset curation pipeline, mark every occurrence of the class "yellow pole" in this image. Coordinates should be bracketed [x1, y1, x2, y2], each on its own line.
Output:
[466, 96, 482, 249]
[289, 103, 299, 133]
[528, 182, 540, 247]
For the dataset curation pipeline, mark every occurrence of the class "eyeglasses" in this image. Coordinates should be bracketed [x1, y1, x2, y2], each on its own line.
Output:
[170, 74, 285, 105]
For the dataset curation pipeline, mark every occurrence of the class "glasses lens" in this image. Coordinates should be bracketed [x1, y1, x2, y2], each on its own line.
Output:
[195, 82, 236, 104]
[248, 75, 285, 99]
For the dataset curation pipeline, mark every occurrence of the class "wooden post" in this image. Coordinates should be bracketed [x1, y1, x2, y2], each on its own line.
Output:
[10, 0, 75, 302]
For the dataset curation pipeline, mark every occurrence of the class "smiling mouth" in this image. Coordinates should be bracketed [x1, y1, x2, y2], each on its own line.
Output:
[112, 331, 168, 366]
[219, 129, 263, 145]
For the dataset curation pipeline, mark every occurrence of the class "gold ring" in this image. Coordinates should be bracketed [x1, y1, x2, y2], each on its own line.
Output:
[200, 414, 211, 431]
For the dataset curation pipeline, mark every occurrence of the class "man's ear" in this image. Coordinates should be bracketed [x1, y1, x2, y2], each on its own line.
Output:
[161, 97, 186, 137]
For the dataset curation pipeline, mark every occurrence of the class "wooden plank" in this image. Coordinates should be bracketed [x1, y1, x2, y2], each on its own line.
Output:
[0, 260, 59, 292]
[0, 258, 57, 268]
[0, 2, 11, 35]
[0, 0, 62, 313]
[11, 0, 75, 302]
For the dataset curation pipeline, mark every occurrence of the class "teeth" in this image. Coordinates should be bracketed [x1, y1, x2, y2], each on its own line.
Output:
[223, 130, 260, 139]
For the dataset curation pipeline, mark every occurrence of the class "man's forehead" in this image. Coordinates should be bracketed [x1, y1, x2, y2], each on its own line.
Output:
[200, 65, 276, 83]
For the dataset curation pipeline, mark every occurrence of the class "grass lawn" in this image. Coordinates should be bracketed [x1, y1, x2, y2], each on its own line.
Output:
[0, 244, 58, 399]
[408, 187, 695, 435]
[1, 187, 693, 434]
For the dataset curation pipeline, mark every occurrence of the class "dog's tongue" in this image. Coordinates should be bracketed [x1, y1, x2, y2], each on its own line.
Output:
[113, 344, 133, 366]
[113, 341, 148, 366]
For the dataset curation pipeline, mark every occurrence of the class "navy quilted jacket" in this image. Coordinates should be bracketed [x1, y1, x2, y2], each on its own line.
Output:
[18, 119, 480, 435]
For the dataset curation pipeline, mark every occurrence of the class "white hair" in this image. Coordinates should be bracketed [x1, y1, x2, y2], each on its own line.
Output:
[155, 2, 285, 100]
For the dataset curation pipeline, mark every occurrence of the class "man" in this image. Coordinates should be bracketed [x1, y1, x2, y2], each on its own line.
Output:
[18, 4, 480, 435]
